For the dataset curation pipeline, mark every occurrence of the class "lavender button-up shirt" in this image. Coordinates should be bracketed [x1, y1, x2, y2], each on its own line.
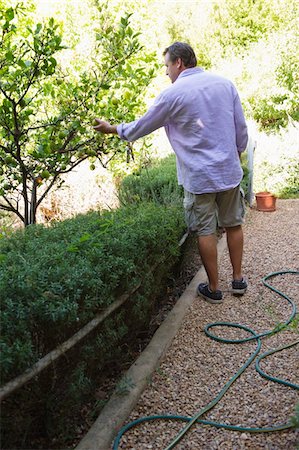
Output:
[117, 68, 248, 194]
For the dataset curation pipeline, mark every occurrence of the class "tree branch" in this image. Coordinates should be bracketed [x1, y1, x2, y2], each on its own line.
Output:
[0, 197, 24, 223]
[59, 136, 96, 154]
[35, 173, 60, 209]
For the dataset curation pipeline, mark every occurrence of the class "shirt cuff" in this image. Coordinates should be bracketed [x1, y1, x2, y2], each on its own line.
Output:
[116, 124, 125, 139]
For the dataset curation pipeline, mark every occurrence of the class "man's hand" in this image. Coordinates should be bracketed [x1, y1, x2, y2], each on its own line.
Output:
[93, 118, 118, 135]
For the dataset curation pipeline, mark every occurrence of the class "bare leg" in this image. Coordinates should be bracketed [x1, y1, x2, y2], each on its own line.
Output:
[225, 225, 244, 280]
[197, 234, 218, 291]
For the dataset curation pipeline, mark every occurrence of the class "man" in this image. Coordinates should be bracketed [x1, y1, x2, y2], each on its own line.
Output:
[93, 42, 248, 304]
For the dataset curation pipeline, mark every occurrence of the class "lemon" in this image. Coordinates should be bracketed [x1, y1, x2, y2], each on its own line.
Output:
[41, 170, 50, 179]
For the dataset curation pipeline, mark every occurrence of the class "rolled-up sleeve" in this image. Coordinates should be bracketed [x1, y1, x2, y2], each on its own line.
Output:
[234, 93, 248, 153]
[117, 94, 171, 142]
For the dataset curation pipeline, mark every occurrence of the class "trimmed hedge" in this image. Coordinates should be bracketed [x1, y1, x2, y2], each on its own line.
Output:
[0, 202, 185, 383]
[0, 199, 185, 447]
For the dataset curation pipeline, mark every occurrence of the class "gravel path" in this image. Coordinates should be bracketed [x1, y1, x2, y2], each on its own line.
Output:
[117, 199, 299, 450]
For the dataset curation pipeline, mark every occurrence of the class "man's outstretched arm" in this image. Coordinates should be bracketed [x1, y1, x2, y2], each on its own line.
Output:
[92, 92, 170, 141]
[93, 119, 118, 135]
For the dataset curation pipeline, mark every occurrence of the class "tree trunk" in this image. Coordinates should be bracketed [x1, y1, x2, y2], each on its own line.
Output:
[22, 173, 30, 226]
[29, 181, 37, 225]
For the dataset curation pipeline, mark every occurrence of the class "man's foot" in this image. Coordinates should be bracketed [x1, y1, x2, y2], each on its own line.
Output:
[197, 283, 223, 304]
[232, 278, 247, 295]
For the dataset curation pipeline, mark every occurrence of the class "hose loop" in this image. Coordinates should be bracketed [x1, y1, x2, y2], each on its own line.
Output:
[113, 270, 299, 450]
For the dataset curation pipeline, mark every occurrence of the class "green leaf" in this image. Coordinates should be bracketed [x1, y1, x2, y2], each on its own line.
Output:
[17, 60, 27, 69]
[79, 233, 92, 243]
[5, 7, 14, 22]
[5, 51, 14, 62]
[46, 65, 55, 75]
[0, 254, 6, 262]
[49, 57, 57, 67]
[35, 23, 42, 34]
[67, 245, 79, 253]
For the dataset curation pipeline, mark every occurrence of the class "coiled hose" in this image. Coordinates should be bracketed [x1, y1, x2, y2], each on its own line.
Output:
[113, 270, 299, 449]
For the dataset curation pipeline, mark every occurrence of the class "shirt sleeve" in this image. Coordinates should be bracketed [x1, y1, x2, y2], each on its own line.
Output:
[233, 93, 248, 153]
[117, 93, 171, 142]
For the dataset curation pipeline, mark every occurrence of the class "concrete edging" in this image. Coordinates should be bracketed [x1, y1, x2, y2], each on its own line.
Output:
[75, 237, 227, 450]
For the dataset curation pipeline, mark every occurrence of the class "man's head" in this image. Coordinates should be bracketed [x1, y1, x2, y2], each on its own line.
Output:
[163, 42, 197, 83]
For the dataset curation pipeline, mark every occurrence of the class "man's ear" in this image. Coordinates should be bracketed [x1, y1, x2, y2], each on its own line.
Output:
[176, 57, 183, 68]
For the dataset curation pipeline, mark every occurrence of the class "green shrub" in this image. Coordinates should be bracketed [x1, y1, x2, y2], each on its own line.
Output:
[249, 93, 299, 130]
[0, 201, 185, 447]
[0, 202, 184, 382]
[243, 30, 298, 131]
[255, 156, 299, 198]
[253, 124, 299, 198]
[118, 154, 184, 206]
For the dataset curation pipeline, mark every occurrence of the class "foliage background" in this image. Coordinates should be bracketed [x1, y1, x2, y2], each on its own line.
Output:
[1, 0, 298, 229]
[0, 0, 161, 226]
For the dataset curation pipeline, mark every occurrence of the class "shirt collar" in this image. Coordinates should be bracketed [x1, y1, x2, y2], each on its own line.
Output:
[177, 67, 204, 80]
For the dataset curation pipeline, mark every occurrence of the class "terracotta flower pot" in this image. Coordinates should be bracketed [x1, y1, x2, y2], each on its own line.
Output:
[255, 191, 276, 212]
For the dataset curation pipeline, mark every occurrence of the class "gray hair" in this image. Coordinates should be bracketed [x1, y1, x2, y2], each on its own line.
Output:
[163, 42, 197, 68]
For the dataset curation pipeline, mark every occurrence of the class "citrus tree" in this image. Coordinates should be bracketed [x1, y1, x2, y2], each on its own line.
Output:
[0, 2, 158, 226]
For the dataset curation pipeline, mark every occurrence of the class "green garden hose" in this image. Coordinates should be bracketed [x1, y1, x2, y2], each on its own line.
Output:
[113, 270, 299, 449]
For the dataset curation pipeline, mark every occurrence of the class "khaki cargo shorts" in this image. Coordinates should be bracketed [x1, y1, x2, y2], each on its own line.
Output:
[183, 185, 245, 236]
